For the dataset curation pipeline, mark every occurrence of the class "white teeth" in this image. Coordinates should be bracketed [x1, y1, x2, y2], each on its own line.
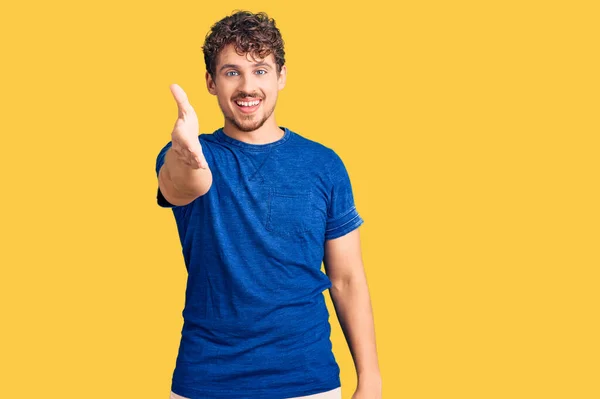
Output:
[236, 100, 260, 107]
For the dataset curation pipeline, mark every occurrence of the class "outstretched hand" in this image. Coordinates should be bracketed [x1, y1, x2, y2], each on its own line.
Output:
[169, 83, 208, 170]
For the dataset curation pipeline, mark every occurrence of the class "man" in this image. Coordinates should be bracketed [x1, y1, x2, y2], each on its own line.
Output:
[156, 10, 381, 399]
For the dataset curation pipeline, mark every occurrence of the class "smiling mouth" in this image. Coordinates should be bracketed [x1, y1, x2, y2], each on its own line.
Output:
[234, 98, 262, 113]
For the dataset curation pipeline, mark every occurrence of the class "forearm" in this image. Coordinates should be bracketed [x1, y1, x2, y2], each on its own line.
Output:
[160, 147, 212, 200]
[330, 273, 381, 384]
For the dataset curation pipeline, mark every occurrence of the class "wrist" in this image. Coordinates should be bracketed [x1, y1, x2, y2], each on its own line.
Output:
[358, 371, 382, 386]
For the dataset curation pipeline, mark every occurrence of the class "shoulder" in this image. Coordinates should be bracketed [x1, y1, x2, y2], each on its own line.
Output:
[197, 132, 220, 161]
[286, 128, 338, 162]
[199, 132, 218, 146]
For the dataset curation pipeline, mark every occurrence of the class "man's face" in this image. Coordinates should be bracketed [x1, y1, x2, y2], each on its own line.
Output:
[206, 43, 286, 133]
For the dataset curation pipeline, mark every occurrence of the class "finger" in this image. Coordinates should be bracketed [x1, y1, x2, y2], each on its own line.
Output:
[190, 150, 204, 168]
[189, 151, 206, 169]
[172, 135, 195, 154]
[172, 138, 206, 168]
[197, 155, 208, 169]
[170, 139, 183, 156]
[170, 83, 193, 119]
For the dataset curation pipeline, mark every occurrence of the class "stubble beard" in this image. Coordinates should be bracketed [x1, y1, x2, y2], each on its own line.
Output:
[223, 100, 277, 133]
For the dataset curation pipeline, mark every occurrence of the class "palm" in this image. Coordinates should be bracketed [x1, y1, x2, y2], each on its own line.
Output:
[169, 83, 208, 169]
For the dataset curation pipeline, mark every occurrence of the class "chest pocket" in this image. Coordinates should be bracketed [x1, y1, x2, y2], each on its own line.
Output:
[265, 188, 312, 239]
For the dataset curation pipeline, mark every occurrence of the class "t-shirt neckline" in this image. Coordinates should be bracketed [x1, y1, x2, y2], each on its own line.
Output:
[214, 126, 291, 152]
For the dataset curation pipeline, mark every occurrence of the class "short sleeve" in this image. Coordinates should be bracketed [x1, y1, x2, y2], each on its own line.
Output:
[324, 150, 364, 240]
[155, 135, 212, 208]
[155, 141, 177, 208]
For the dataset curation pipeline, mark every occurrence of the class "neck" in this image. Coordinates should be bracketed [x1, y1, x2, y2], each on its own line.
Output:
[222, 117, 283, 145]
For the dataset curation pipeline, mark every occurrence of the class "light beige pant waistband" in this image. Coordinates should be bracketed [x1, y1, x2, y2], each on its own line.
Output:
[170, 386, 342, 399]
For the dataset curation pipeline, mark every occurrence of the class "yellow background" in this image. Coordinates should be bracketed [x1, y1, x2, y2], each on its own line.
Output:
[1, 1, 598, 398]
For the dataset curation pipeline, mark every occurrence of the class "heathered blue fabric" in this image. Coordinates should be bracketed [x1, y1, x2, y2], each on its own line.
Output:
[155, 126, 364, 399]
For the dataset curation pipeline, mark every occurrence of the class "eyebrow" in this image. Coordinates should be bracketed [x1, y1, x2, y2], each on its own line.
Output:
[219, 62, 273, 72]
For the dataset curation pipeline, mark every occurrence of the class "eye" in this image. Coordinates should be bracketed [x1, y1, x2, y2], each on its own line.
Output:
[226, 70, 239, 77]
[256, 69, 267, 75]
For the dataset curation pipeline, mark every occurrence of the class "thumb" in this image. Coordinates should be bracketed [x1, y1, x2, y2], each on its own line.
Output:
[170, 83, 193, 119]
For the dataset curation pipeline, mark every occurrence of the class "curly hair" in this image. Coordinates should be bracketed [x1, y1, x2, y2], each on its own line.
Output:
[203, 10, 286, 79]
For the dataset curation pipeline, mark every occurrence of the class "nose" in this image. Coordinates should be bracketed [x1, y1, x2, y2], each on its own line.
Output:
[238, 74, 259, 97]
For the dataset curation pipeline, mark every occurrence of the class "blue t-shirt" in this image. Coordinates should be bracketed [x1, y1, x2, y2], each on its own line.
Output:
[155, 126, 364, 399]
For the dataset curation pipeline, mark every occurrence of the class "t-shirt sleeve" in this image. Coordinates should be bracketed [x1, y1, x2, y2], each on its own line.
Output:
[155, 141, 178, 208]
[155, 135, 213, 208]
[324, 149, 364, 240]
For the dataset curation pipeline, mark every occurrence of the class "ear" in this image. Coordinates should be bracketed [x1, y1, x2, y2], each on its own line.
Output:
[206, 71, 217, 95]
[277, 65, 287, 90]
